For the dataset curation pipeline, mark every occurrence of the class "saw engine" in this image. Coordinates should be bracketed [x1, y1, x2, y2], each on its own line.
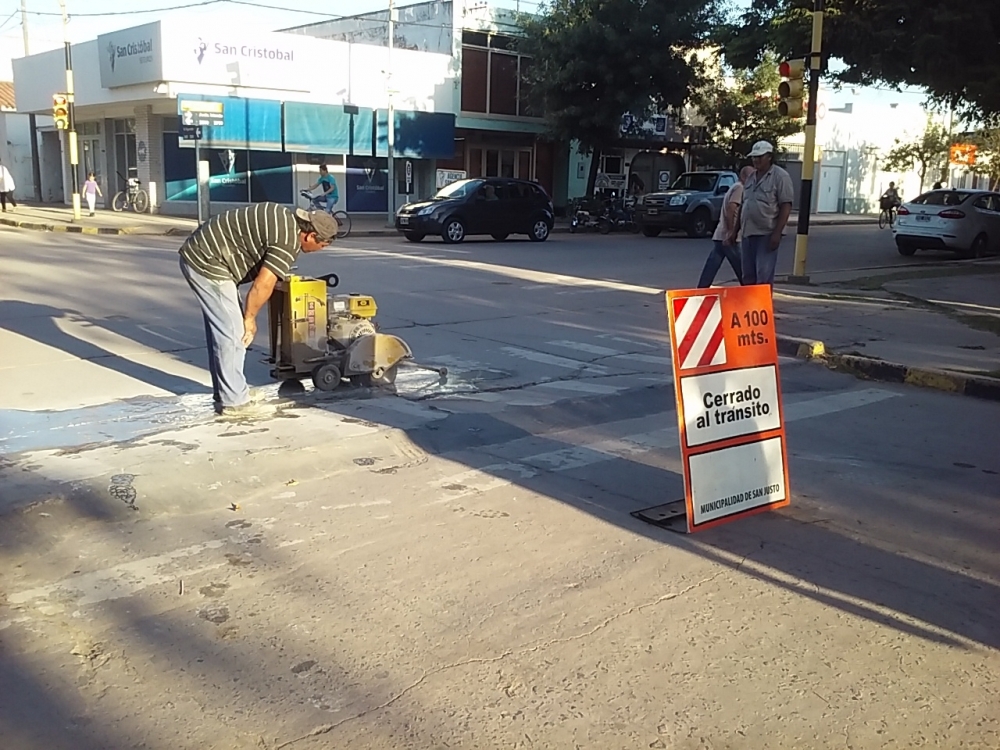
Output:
[268, 273, 445, 391]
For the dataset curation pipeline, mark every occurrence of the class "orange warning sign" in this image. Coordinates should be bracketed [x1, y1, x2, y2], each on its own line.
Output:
[949, 143, 977, 167]
[666, 285, 790, 532]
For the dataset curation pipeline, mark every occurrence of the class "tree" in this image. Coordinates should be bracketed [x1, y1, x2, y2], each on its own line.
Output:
[690, 53, 802, 169]
[881, 120, 952, 192]
[968, 127, 1000, 191]
[519, 0, 719, 196]
[716, 1, 1000, 120]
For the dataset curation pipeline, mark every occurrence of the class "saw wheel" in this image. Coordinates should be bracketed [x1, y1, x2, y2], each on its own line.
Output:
[352, 365, 398, 388]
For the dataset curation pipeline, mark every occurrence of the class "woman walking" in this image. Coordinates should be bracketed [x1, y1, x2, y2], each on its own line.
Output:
[0, 158, 16, 212]
[82, 172, 103, 216]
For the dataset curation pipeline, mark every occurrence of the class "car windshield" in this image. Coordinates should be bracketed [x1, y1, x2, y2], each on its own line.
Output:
[911, 190, 971, 206]
[433, 179, 482, 199]
[671, 173, 718, 192]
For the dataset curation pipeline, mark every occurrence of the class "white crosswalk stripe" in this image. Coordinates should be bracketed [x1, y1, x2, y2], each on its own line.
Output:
[423, 388, 901, 503]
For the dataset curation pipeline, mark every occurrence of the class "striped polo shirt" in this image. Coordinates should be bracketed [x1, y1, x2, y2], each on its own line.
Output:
[179, 203, 301, 285]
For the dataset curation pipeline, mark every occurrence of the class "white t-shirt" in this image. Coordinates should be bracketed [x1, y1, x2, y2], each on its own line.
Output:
[0, 166, 14, 193]
[712, 181, 744, 243]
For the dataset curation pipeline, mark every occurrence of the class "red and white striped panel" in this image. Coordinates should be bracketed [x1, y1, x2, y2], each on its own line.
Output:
[672, 294, 727, 370]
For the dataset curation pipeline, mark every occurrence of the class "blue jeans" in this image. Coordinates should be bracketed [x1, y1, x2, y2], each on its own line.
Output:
[741, 234, 780, 285]
[180, 257, 250, 408]
[697, 240, 743, 288]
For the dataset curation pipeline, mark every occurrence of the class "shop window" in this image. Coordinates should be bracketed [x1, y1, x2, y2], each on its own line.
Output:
[249, 151, 292, 203]
[518, 58, 536, 117]
[461, 47, 488, 113]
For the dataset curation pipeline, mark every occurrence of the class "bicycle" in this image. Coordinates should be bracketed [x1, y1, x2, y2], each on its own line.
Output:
[112, 175, 149, 214]
[299, 189, 351, 239]
[878, 199, 897, 229]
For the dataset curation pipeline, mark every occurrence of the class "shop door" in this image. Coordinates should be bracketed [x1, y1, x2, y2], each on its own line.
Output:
[81, 137, 103, 187]
[478, 148, 534, 179]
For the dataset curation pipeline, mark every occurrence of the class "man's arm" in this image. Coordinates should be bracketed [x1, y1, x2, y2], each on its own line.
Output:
[723, 193, 741, 244]
[771, 171, 795, 250]
[241, 266, 279, 347]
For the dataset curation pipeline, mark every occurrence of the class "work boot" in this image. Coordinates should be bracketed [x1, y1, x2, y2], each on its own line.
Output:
[213, 388, 266, 410]
[217, 402, 275, 421]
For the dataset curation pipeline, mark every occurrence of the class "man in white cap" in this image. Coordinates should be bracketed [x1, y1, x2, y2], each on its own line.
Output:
[740, 140, 794, 285]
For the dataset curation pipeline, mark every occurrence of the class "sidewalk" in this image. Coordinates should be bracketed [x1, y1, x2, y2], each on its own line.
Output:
[2, 203, 876, 237]
[774, 261, 1000, 400]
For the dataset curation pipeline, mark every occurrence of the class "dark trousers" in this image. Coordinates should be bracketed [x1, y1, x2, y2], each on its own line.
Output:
[0, 192, 15, 211]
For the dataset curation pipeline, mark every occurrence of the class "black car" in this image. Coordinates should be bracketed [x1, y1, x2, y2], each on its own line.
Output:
[395, 178, 554, 244]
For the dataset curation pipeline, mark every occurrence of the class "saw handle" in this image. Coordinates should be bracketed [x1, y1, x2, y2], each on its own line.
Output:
[316, 273, 340, 288]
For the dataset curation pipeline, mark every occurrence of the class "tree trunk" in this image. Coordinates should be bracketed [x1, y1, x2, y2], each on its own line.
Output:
[585, 146, 602, 198]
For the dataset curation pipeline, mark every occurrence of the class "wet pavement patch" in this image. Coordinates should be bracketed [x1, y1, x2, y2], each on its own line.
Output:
[199, 582, 230, 598]
[199, 604, 230, 624]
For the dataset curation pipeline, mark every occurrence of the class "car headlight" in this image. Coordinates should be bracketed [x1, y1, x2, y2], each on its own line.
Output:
[418, 206, 437, 216]
[669, 195, 687, 206]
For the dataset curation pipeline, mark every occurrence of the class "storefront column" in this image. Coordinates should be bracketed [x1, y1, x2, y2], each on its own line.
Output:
[134, 106, 164, 212]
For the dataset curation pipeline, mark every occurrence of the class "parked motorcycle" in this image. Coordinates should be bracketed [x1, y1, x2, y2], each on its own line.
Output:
[597, 196, 639, 234]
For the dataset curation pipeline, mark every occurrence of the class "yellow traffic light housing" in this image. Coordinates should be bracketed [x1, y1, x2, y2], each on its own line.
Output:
[778, 59, 806, 118]
[52, 94, 69, 130]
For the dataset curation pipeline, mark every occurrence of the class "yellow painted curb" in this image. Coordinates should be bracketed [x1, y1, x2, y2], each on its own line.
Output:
[904, 369, 965, 393]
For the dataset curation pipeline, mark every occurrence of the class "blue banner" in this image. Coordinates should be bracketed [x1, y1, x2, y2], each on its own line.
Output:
[346, 156, 387, 212]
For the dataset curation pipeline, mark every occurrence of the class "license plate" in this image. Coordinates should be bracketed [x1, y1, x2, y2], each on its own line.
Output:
[647, 208, 658, 215]
[399, 216, 410, 225]
[916, 215, 931, 222]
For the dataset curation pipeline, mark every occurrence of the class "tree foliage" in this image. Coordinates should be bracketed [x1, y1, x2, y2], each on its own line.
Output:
[967, 128, 1000, 191]
[881, 120, 952, 192]
[690, 52, 802, 169]
[716, 0, 1000, 119]
[519, 0, 719, 194]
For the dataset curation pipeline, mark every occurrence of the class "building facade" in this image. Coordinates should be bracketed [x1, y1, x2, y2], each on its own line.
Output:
[12, 19, 457, 215]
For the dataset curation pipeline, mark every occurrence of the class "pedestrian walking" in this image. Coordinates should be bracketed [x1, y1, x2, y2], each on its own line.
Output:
[0, 158, 17, 212]
[82, 172, 102, 216]
[740, 141, 794, 286]
[697, 166, 754, 288]
[178, 203, 339, 418]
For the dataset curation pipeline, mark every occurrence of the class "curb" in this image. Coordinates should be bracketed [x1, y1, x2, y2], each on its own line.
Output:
[5, 218, 577, 239]
[0, 216, 131, 235]
[777, 334, 1000, 402]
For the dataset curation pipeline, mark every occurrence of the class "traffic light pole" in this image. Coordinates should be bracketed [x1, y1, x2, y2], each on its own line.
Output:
[58, 0, 81, 221]
[789, 0, 824, 283]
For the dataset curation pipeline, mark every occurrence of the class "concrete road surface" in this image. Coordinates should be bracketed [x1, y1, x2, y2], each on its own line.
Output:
[0, 226, 997, 750]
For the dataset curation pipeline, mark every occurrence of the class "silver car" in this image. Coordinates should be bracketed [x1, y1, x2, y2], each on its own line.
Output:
[893, 189, 1000, 257]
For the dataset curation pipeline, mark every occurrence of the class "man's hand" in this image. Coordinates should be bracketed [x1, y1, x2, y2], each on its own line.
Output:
[242, 316, 257, 348]
[769, 232, 782, 251]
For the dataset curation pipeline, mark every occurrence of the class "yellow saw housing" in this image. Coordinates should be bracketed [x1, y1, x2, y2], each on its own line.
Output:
[268, 275, 413, 391]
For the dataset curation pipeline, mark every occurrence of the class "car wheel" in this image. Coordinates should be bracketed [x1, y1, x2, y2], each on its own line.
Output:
[896, 241, 917, 257]
[687, 208, 712, 238]
[491, 233, 509, 241]
[968, 233, 989, 258]
[641, 226, 661, 238]
[442, 217, 466, 244]
[529, 217, 551, 242]
[404, 232, 425, 243]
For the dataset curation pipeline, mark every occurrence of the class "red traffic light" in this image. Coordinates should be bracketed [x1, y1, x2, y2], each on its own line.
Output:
[779, 59, 806, 79]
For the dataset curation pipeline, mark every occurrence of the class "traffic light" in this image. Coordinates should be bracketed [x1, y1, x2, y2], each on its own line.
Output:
[52, 94, 69, 130]
[778, 59, 806, 118]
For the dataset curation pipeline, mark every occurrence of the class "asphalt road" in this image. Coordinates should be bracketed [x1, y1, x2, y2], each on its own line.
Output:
[0, 225, 998, 749]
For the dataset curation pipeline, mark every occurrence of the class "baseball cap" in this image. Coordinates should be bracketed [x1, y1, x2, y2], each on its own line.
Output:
[295, 208, 339, 242]
[748, 140, 775, 158]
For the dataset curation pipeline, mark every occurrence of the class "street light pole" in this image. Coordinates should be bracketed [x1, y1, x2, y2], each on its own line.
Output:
[386, 0, 395, 227]
[57, 0, 81, 220]
[789, 0, 824, 283]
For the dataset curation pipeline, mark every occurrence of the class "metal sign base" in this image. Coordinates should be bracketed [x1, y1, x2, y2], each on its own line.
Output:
[632, 499, 689, 534]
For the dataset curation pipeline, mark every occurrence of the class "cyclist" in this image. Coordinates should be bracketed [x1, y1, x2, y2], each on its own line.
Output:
[881, 182, 901, 207]
[880, 182, 901, 220]
[308, 165, 339, 214]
